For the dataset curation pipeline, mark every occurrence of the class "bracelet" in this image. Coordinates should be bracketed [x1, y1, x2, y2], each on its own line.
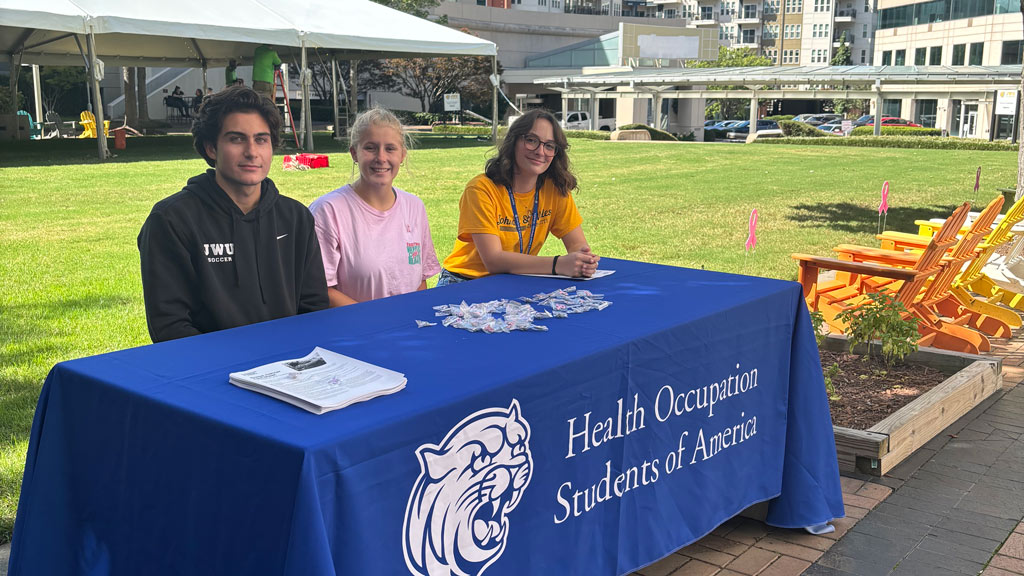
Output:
[552, 255, 560, 275]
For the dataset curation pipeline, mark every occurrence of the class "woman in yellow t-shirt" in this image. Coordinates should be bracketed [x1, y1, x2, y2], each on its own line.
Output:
[438, 109, 600, 285]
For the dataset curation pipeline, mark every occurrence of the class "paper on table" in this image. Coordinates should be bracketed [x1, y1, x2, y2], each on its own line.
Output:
[229, 347, 405, 414]
[518, 269, 615, 281]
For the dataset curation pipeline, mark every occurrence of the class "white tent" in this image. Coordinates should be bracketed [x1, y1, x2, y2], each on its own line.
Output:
[1, 0, 498, 158]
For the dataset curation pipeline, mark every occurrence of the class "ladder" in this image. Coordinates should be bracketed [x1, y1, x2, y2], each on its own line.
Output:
[274, 68, 301, 149]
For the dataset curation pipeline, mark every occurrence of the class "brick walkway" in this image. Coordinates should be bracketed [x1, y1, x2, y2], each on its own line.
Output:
[632, 339, 1024, 576]
[629, 478, 892, 576]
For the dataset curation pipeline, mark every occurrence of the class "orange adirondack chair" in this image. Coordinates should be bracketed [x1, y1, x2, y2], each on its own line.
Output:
[830, 196, 1004, 348]
[792, 202, 986, 353]
[874, 194, 1024, 336]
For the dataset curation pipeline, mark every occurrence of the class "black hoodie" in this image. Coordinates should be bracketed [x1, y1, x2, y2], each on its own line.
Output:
[138, 170, 328, 342]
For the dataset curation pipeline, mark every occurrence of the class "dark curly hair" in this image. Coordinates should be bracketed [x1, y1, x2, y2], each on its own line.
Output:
[192, 85, 281, 167]
[485, 109, 577, 196]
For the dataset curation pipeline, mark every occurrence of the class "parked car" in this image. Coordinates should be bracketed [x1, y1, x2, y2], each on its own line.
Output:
[862, 116, 922, 127]
[853, 114, 875, 126]
[727, 120, 782, 138]
[792, 113, 819, 123]
[708, 120, 745, 131]
[555, 111, 615, 131]
[704, 119, 720, 128]
[817, 122, 846, 135]
[801, 114, 842, 126]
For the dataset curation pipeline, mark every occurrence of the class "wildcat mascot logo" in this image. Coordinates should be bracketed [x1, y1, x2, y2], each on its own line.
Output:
[403, 400, 533, 576]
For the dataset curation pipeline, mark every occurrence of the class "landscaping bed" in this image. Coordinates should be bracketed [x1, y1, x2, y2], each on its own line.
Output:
[820, 335, 1002, 476]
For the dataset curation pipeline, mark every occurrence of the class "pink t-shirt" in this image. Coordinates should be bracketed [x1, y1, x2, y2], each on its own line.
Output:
[310, 185, 440, 303]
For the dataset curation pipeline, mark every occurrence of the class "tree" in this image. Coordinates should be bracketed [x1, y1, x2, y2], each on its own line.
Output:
[124, 67, 139, 126]
[39, 66, 87, 115]
[380, 53, 494, 112]
[137, 67, 150, 123]
[831, 32, 852, 66]
[689, 47, 771, 119]
[373, 0, 440, 19]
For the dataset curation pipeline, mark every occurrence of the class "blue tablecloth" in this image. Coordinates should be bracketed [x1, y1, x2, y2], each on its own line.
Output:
[8, 258, 843, 576]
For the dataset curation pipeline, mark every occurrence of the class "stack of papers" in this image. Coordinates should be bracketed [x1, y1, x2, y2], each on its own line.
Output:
[229, 347, 406, 414]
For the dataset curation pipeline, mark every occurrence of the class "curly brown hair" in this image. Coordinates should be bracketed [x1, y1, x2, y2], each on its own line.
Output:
[484, 109, 577, 196]
[192, 85, 281, 167]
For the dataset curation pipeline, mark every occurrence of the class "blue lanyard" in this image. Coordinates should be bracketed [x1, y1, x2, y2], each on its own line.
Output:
[506, 186, 540, 254]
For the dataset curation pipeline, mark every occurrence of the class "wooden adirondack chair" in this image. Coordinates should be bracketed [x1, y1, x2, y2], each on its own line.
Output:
[830, 198, 1002, 351]
[792, 202, 984, 353]
[874, 194, 1024, 336]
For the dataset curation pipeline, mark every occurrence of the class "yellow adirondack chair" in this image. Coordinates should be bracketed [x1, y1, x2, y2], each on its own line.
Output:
[77, 110, 110, 139]
[792, 202, 988, 354]
[874, 194, 1024, 336]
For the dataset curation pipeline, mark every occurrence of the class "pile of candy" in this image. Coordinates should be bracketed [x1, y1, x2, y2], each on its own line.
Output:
[418, 286, 611, 333]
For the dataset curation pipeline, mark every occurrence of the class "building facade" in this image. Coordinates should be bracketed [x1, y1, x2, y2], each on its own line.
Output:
[873, 0, 1022, 137]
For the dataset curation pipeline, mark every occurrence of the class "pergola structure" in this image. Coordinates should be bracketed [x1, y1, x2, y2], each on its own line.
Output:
[1, 0, 498, 159]
[535, 65, 1022, 138]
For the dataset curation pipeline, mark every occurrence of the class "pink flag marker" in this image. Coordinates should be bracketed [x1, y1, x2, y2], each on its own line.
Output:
[745, 209, 758, 252]
[879, 181, 890, 215]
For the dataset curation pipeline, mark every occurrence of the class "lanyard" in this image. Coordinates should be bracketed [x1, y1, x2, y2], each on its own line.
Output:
[506, 185, 540, 255]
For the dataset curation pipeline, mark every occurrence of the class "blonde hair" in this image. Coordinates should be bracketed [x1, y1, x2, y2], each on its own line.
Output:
[349, 106, 414, 178]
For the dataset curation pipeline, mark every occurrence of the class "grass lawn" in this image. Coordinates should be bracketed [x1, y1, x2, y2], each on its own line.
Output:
[0, 134, 1017, 542]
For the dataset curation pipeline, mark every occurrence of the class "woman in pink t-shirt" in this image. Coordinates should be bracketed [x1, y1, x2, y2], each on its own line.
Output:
[310, 108, 440, 306]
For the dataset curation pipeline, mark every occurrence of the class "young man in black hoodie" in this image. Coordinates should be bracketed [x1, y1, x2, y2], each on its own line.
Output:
[138, 85, 329, 342]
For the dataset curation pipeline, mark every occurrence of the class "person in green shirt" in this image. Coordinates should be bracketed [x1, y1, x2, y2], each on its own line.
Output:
[252, 45, 281, 102]
[225, 59, 238, 86]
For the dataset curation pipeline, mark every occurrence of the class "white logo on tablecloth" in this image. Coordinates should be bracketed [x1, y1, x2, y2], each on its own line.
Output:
[403, 400, 533, 576]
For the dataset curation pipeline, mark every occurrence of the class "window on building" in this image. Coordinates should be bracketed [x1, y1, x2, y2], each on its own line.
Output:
[1001, 40, 1024, 65]
[952, 44, 965, 65]
[864, 0, 870, 11]
[894, 49, 906, 65]
[882, 99, 902, 117]
[914, 48, 926, 65]
[969, 42, 983, 65]
[862, 24, 868, 38]
[744, 3, 757, 17]
[702, 5, 714, 18]
[861, 49, 867, 63]
[741, 28, 754, 42]
[929, 46, 942, 65]
[915, 99, 937, 128]
[882, 50, 892, 65]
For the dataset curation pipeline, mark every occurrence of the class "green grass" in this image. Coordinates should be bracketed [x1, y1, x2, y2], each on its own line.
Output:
[0, 134, 1017, 542]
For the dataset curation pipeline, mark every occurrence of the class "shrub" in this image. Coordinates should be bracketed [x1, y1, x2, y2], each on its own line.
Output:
[704, 129, 728, 142]
[765, 114, 795, 122]
[850, 126, 941, 137]
[778, 120, 826, 137]
[835, 291, 919, 366]
[756, 136, 1016, 151]
[617, 123, 678, 141]
[565, 130, 611, 140]
[429, 125, 608, 140]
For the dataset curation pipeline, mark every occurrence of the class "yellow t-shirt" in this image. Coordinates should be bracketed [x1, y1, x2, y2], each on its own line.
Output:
[442, 174, 583, 278]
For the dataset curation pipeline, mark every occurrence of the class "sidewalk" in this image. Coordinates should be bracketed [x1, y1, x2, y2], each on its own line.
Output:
[631, 338, 1024, 576]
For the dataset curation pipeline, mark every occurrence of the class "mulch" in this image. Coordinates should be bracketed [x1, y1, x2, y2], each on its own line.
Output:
[821, 349, 949, 430]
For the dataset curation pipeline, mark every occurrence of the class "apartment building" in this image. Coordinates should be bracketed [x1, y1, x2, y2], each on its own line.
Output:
[874, 0, 1022, 137]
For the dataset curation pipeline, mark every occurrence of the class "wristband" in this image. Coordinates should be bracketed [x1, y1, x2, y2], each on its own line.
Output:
[552, 255, 560, 275]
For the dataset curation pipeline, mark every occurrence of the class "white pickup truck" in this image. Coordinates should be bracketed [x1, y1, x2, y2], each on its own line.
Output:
[556, 111, 615, 132]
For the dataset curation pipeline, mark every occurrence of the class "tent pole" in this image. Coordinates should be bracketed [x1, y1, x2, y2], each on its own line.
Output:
[32, 64, 43, 121]
[491, 55, 498, 143]
[298, 43, 307, 150]
[202, 65, 208, 94]
[7, 56, 17, 114]
[86, 32, 108, 160]
[331, 57, 340, 140]
[301, 42, 313, 151]
[350, 60, 358, 122]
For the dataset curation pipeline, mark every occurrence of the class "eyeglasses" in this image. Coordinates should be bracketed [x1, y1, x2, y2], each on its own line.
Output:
[520, 134, 559, 156]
